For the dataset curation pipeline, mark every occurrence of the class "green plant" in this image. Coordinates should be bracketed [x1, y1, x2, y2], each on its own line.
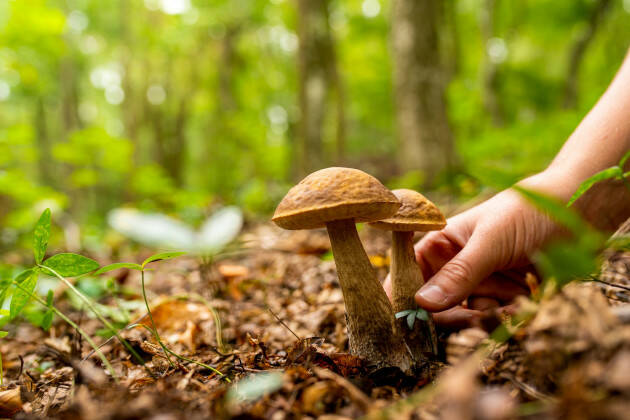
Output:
[96, 254, 231, 382]
[515, 186, 605, 288]
[567, 150, 630, 206]
[0, 309, 9, 387]
[2, 209, 155, 382]
[395, 308, 429, 330]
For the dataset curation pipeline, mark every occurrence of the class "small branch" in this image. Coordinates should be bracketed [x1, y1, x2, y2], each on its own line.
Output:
[589, 276, 630, 292]
[268, 307, 301, 341]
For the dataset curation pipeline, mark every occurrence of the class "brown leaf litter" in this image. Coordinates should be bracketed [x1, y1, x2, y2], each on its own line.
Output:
[0, 225, 629, 419]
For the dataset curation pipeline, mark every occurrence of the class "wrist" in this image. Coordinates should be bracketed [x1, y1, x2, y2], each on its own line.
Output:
[515, 169, 578, 204]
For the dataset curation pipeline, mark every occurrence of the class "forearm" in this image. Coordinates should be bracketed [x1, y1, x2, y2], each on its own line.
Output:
[524, 49, 630, 230]
[550, 49, 630, 183]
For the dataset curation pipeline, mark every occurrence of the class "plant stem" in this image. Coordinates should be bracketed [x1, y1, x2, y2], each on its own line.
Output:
[164, 347, 230, 382]
[173, 293, 229, 355]
[11, 280, 118, 382]
[39, 265, 150, 373]
[135, 279, 231, 382]
[140, 270, 175, 366]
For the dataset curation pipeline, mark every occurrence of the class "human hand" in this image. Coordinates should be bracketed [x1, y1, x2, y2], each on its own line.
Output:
[384, 176, 561, 328]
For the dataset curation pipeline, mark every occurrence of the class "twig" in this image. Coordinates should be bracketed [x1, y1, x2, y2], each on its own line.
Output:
[589, 276, 630, 292]
[268, 307, 301, 341]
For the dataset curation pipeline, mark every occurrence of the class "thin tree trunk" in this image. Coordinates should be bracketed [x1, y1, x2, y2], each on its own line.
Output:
[35, 98, 54, 186]
[218, 26, 239, 112]
[59, 58, 81, 134]
[479, 0, 503, 126]
[563, 0, 612, 109]
[391, 0, 455, 185]
[442, 0, 460, 79]
[296, 0, 340, 178]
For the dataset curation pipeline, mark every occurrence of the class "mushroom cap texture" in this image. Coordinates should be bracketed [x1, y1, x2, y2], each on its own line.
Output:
[369, 188, 446, 232]
[272, 167, 401, 230]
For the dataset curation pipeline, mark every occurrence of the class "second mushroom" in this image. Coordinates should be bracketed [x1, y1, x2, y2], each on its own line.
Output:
[370, 189, 446, 361]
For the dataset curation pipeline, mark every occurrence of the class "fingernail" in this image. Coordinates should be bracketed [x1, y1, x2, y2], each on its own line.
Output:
[416, 284, 447, 305]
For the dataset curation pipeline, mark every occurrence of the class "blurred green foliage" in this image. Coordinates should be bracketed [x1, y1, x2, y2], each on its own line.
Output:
[0, 0, 629, 253]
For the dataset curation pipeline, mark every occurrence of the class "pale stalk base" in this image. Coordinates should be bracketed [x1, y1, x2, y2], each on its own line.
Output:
[391, 231, 439, 359]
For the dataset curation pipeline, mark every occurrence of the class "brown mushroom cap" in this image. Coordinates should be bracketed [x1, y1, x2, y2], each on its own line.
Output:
[272, 167, 401, 230]
[369, 189, 446, 232]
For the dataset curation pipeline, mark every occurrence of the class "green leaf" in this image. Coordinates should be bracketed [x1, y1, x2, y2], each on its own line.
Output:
[0, 276, 11, 306]
[42, 253, 99, 277]
[0, 309, 9, 317]
[46, 289, 54, 307]
[406, 312, 416, 330]
[41, 309, 54, 331]
[415, 308, 429, 321]
[567, 167, 622, 207]
[0, 331, 8, 338]
[10, 270, 37, 319]
[620, 150, 630, 169]
[226, 371, 284, 403]
[395, 309, 413, 319]
[141, 251, 186, 269]
[33, 208, 51, 264]
[94, 262, 142, 275]
[535, 239, 599, 287]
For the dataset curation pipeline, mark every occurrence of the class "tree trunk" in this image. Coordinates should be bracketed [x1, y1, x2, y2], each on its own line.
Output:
[35, 98, 55, 186]
[479, 0, 504, 126]
[295, 0, 344, 178]
[391, 0, 455, 185]
[563, 0, 612, 109]
[59, 57, 81, 134]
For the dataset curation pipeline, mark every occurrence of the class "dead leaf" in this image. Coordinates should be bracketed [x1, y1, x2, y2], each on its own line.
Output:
[0, 387, 22, 417]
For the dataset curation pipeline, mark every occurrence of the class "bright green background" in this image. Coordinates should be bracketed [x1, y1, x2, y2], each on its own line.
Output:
[1, 0, 629, 253]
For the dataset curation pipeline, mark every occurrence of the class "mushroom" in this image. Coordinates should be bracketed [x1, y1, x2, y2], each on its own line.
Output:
[272, 167, 412, 372]
[369, 189, 446, 359]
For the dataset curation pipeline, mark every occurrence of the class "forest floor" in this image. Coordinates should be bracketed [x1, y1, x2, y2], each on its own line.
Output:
[1, 224, 630, 419]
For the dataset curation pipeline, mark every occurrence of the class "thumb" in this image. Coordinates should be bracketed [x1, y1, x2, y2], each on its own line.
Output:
[415, 232, 496, 312]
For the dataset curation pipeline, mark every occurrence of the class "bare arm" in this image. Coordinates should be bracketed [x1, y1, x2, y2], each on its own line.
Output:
[525, 48, 630, 227]
[405, 48, 630, 321]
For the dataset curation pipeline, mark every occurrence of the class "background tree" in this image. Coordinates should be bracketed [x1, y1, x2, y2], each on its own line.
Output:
[0, 0, 629, 252]
[391, 0, 455, 185]
[295, 0, 345, 178]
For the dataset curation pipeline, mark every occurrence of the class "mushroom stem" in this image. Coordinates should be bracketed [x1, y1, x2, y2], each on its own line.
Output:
[390, 231, 439, 358]
[326, 219, 411, 372]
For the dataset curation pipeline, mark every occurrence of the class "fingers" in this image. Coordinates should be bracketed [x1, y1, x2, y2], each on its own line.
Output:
[472, 275, 529, 303]
[432, 307, 483, 329]
[415, 231, 497, 312]
[468, 296, 500, 311]
[432, 303, 520, 330]
[415, 231, 462, 280]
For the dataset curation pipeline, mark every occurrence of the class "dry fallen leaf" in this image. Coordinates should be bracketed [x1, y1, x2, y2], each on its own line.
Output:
[0, 387, 23, 417]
